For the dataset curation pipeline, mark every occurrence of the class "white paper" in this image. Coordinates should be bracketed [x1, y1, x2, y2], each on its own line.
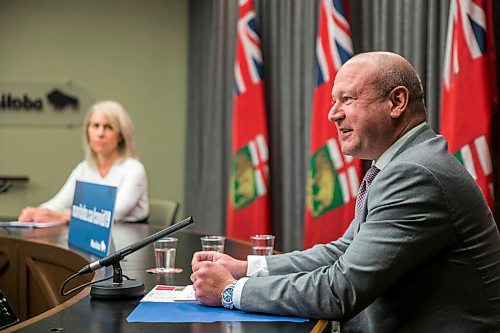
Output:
[141, 285, 197, 303]
[0, 221, 68, 228]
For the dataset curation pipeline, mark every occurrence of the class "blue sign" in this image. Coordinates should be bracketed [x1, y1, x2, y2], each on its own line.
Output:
[68, 181, 117, 257]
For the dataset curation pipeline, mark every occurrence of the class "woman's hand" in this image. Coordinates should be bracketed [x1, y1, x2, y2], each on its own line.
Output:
[18, 206, 37, 222]
[18, 207, 70, 223]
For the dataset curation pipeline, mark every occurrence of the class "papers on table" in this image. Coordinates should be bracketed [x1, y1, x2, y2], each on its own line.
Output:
[141, 285, 196, 302]
[127, 284, 309, 323]
[0, 221, 68, 228]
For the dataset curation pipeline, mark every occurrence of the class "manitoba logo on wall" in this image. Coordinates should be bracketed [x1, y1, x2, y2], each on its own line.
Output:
[47, 89, 79, 110]
[0, 81, 93, 127]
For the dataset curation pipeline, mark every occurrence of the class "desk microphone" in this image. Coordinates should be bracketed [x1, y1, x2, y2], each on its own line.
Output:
[0, 181, 12, 194]
[69, 216, 194, 299]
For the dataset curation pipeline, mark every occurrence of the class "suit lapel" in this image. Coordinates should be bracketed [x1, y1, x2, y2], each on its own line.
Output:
[358, 124, 436, 225]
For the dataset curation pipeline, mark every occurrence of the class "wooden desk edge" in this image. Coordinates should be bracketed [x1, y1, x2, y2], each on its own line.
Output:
[5, 287, 91, 332]
[0, 231, 95, 333]
[6, 290, 330, 333]
[4, 228, 325, 333]
[310, 319, 329, 333]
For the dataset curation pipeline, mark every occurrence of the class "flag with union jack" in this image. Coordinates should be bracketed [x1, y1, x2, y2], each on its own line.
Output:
[304, 0, 362, 248]
[227, 0, 271, 241]
[440, 0, 497, 210]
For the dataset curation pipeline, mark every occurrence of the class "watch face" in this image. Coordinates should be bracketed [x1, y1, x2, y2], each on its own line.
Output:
[223, 288, 233, 302]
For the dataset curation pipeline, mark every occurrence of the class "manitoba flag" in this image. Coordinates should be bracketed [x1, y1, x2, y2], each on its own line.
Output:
[440, 0, 497, 209]
[304, 0, 362, 248]
[227, 0, 271, 241]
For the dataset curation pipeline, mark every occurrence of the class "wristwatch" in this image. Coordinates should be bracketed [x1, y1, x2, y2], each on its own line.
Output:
[221, 280, 237, 309]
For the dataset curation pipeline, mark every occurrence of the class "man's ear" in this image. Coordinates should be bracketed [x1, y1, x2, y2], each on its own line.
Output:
[389, 86, 409, 119]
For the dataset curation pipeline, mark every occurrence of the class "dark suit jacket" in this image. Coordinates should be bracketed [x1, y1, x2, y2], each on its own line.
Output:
[241, 124, 500, 332]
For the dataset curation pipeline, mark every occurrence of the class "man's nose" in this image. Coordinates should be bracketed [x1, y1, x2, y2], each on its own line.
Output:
[328, 104, 342, 122]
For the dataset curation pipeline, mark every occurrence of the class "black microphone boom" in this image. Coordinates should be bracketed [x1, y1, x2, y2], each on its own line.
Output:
[0, 181, 12, 194]
[78, 216, 193, 276]
[77, 216, 193, 299]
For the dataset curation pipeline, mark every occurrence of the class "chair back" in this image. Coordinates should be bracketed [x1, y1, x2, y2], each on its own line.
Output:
[148, 199, 179, 227]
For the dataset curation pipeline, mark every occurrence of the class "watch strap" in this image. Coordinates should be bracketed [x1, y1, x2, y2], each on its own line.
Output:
[221, 280, 237, 309]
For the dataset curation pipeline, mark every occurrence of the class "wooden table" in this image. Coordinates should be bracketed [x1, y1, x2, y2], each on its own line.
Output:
[0, 222, 328, 333]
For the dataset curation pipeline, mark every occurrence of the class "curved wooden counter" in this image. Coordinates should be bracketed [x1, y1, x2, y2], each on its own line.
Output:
[0, 222, 329, 333]
[0, 226, 93, 323]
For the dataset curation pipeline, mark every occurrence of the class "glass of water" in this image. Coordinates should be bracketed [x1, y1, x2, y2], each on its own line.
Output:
[250, 235, 275, 256]
[154, 237, 177, 273]
[200, 236, 225, 253]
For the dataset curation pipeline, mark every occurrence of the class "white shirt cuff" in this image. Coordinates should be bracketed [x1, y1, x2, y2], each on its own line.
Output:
[233, 256, 270, 310]
[246, 255, 270, 277]
[232, 277, 248, 310]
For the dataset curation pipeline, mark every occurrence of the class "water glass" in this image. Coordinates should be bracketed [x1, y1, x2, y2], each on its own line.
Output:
[200, 235, 225, 253]
[154, 237, 177, 272]
[250, 235, 275, 255]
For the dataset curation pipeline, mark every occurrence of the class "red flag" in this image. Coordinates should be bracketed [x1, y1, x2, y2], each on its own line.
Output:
[304, 0, 362, 248]
[440, 0, 497, 210]
[227, 0, 271, 241]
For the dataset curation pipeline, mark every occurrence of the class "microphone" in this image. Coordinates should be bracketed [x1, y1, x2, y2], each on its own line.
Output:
[0, 181, 12, 194]
[77, 216, 194, 276]
[75, 216, 194, 299]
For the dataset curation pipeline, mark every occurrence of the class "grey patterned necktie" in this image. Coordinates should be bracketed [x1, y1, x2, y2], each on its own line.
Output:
[354, 165, 380, 235]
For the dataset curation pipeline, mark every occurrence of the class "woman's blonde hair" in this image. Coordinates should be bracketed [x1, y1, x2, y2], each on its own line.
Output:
[83, 101, 138, 165]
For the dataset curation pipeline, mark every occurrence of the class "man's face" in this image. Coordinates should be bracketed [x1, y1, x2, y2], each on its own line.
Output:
[328, 58, 393, 161]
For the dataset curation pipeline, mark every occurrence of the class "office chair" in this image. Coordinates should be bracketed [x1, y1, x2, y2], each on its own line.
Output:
[148, 199, 179, 227]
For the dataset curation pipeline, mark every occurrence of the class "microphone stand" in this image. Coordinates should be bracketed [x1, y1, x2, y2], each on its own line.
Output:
[61, 216, 194, 300]
[90, 261, 145, 299]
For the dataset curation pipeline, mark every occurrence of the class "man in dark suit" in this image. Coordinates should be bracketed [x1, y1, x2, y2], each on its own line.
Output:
[191, 52, 500, 332]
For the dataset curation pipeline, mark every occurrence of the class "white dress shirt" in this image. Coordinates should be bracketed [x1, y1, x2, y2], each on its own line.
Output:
[41, 157, 149, 222]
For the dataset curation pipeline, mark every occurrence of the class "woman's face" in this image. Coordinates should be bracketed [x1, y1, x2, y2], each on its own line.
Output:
[87, 111, 121, 159]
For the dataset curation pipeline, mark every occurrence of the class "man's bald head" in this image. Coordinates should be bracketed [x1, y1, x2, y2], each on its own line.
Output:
[347, 52, 426, 115]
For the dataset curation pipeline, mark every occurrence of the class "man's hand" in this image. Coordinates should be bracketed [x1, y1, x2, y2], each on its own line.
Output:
[191, 251, 248, 279]
[190, 261, 235, 307]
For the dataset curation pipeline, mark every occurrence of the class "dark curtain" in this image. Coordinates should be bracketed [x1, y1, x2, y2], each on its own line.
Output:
[185, 0, 500, 252]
